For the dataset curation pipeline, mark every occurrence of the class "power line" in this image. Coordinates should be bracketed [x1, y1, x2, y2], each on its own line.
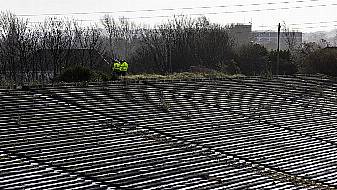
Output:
[291, 25, 337, 30]
[17, 0, 321, 17]
[26, 20, 337, 32]
[68, 3, 337, 21]
[126, 3, 337, 20]
[258, 20, 337, 28]
[255, 20, 337, 31]
[22, 1, 337, 32]
[258, 25, 337, 30]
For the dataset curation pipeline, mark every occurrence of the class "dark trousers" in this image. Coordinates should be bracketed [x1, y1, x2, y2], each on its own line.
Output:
[120, 71, 127, 76]
[112, 71, 121, 80]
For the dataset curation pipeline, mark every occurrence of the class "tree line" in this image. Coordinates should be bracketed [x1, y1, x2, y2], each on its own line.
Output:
[0, 11, 336, 84]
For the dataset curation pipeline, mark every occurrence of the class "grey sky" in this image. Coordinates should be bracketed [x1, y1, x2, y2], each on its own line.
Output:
[1, 0, 336, 32]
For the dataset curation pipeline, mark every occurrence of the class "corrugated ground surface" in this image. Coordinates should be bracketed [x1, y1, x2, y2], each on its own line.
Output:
[1, 75, 337, 190]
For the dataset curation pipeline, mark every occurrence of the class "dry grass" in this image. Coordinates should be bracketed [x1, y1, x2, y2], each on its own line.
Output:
[124, 72, 245, 80]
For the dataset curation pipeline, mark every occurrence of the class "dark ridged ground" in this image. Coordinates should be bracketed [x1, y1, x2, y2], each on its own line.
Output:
[1, 75, 336, 190]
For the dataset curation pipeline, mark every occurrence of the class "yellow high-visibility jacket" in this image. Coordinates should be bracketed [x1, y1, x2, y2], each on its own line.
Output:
[113, 62, 121, 72]
[120, 61, 129, 72]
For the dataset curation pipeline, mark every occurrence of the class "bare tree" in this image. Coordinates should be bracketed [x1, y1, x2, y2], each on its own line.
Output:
[80, 25, 103, 68]
[131, 16, 235, 74]
[0, 11, 16, 83]
[0, 11, 38, 84]
[101, 15, 118, 58]
[101, 15, 140, 60]
[39, 17, 73, 77]
[282, 23, 300, 52]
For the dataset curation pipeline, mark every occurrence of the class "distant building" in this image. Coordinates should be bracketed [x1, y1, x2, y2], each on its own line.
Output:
[252, 31, 303, 50]
[227, 24, 303, 50]
[228, 24, 253, 48]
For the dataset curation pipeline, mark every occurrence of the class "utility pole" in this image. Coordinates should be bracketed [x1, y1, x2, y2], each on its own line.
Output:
[277, 23, 281, 76]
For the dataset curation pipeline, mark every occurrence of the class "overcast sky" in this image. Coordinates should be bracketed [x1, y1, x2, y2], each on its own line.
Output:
[1, 0, 337, 32]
